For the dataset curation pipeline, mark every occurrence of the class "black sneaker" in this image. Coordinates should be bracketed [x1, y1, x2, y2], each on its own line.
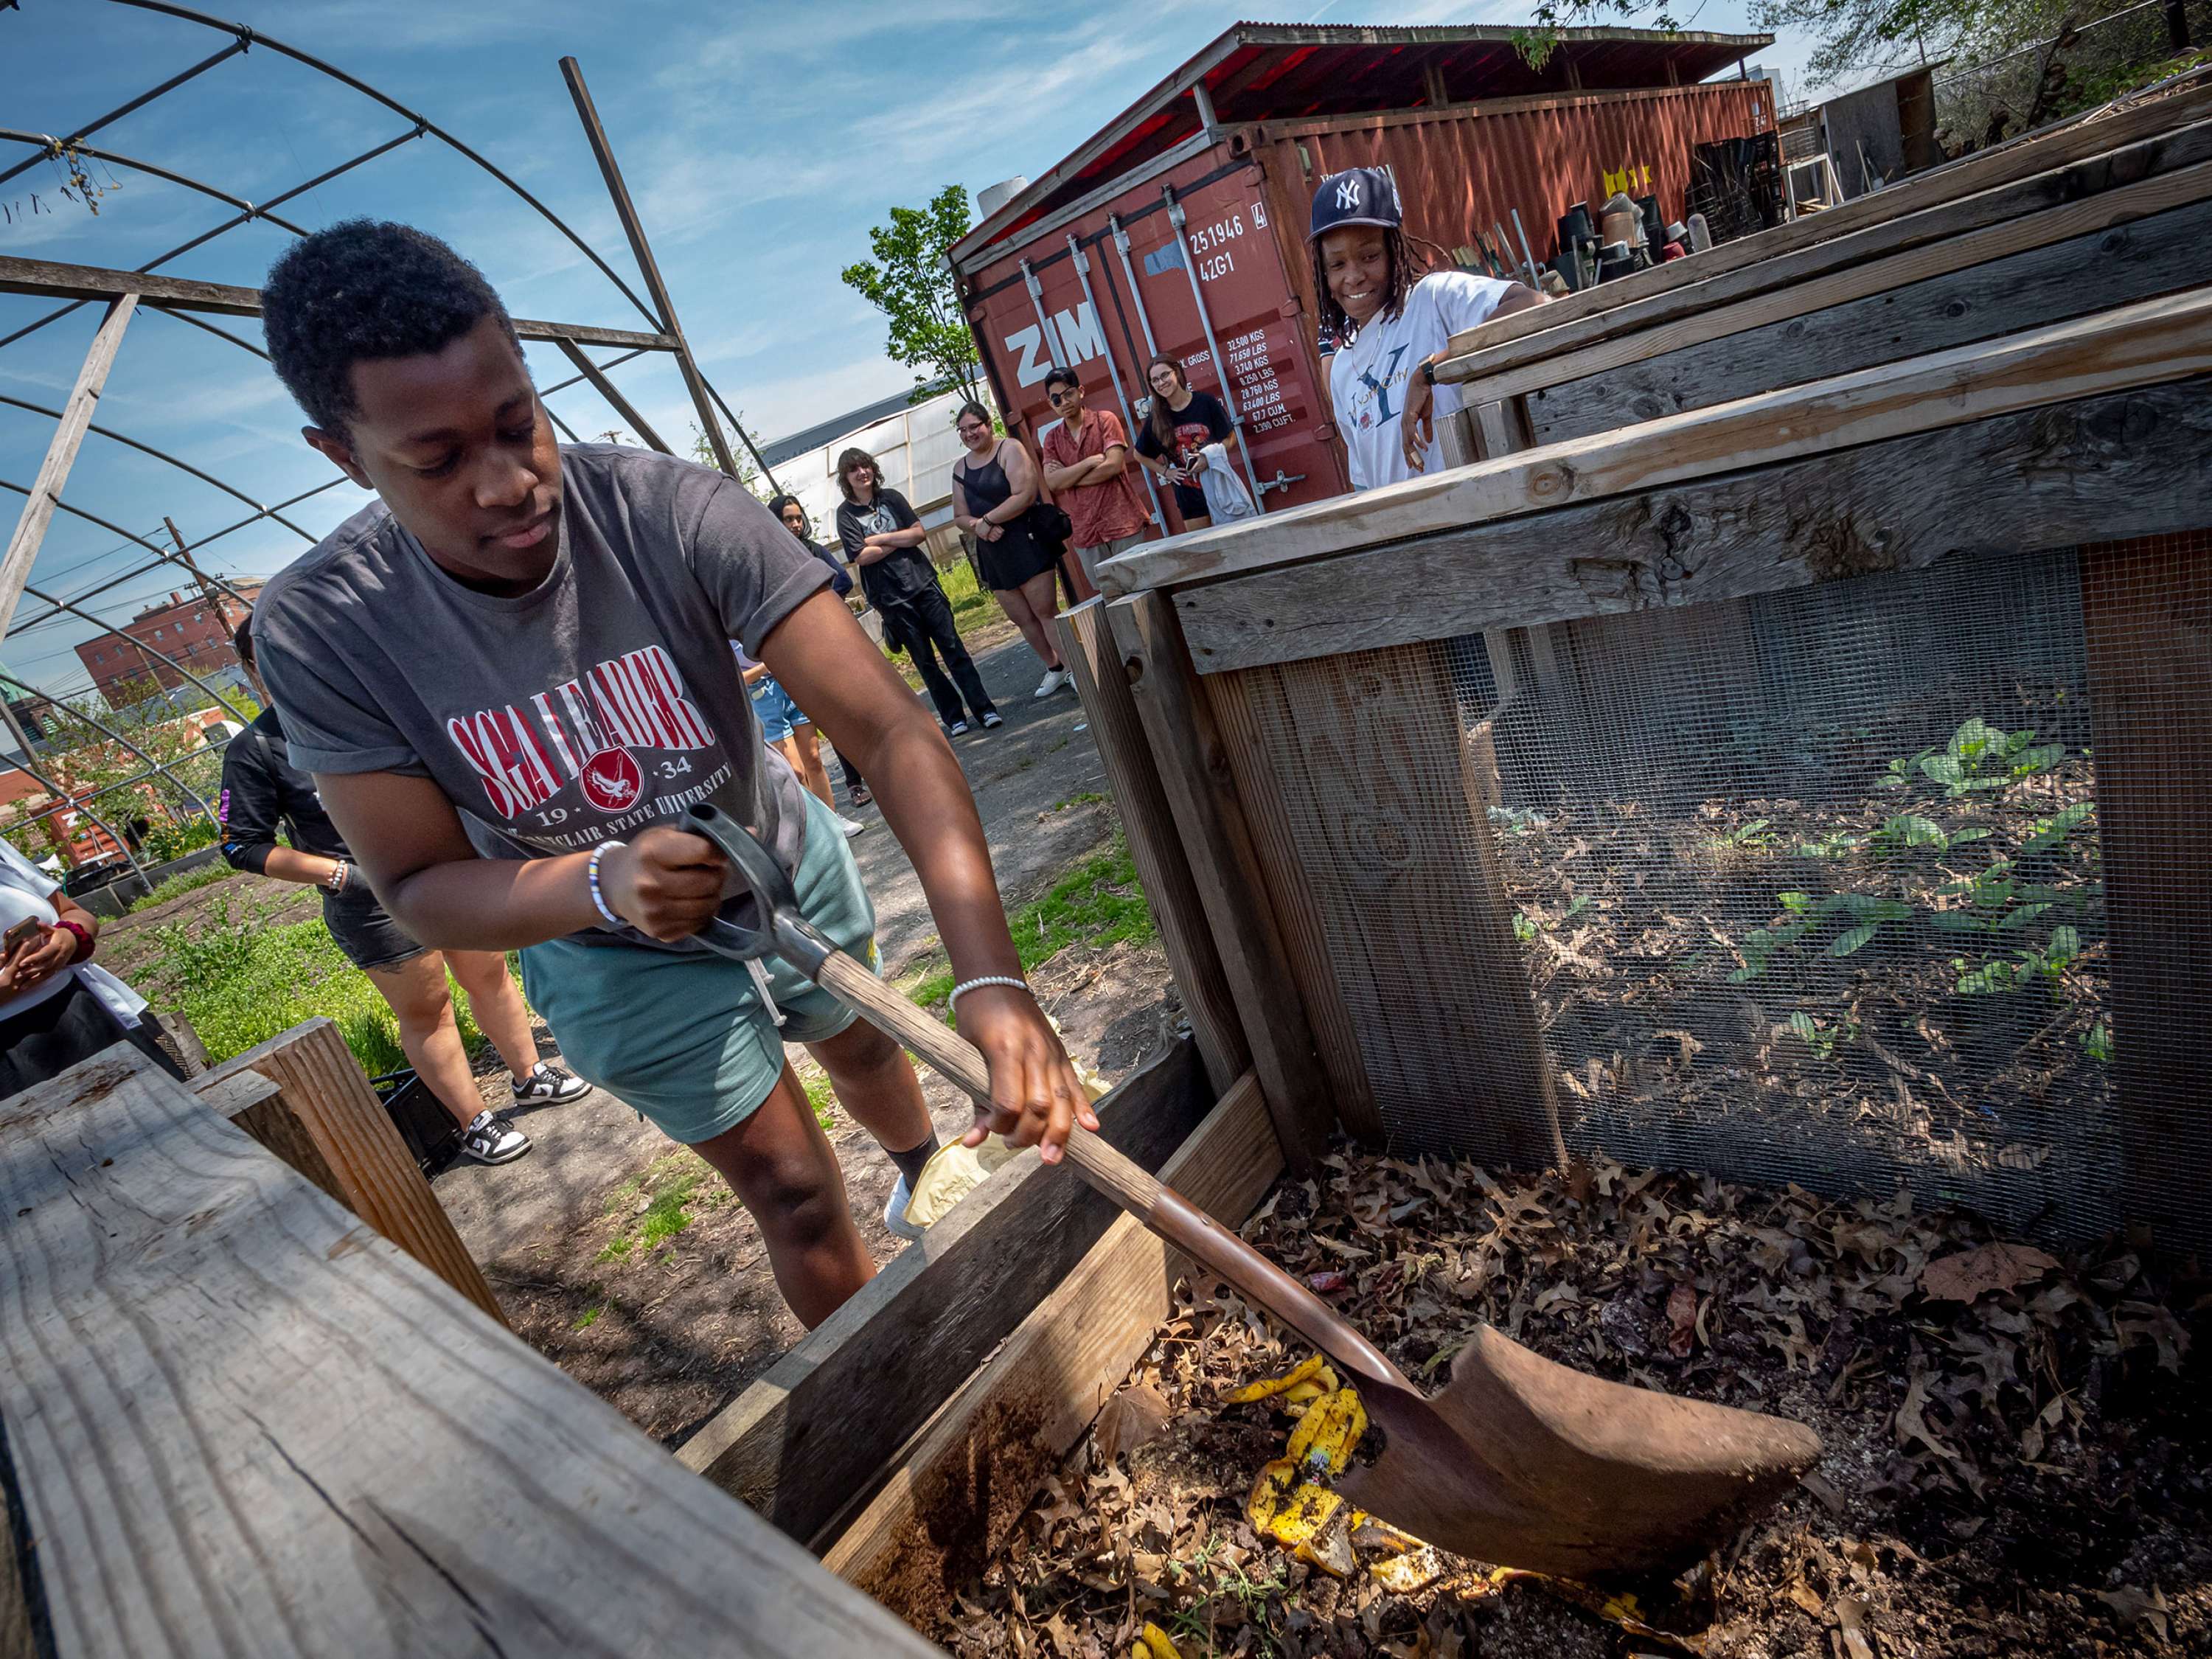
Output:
[459, 1109, 532, 1164]
[981, 710, 1004, 728]
[511, 1062, 590, 1107]
[947, 720, 970, 736]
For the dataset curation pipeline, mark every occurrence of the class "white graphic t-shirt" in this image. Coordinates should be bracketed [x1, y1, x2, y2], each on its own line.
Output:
[255, 445, 830, 947]
[1328, 270, 1514, 492]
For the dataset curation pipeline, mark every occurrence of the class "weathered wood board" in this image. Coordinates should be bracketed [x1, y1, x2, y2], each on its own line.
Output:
[823, 1071, 1283, 1624]
[678, 1036, 1208, 1547]
[0, 1046, 940, 1658]
[1169, 378, 2212, 672]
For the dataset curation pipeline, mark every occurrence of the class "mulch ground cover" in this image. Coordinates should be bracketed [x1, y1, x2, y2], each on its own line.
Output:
[941, 1147, 2206, 1658]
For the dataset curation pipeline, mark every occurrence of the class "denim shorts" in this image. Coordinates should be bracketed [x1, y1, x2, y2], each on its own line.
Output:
[750, 675, 807, 744]
[517, 794, 876, 1144]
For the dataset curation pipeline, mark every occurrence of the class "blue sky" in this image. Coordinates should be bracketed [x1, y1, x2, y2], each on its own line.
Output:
[0, 0, 1820, 703]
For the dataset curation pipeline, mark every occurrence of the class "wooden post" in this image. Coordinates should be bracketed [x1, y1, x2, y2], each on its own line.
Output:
[1111, 592, 1336, 1166]
[1060, 599, 1248, 1096]
[200, 1018, 504, 1327]
[0, 1046, 939, 1658]
[2079, 531, 2212, 1256]
[1222, 643, 1564, 1169]
[1204, 673, 1383, 1140]
[0, 293, 134, 640]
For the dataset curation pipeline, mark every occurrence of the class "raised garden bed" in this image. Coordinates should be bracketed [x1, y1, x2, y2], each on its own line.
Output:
[936, 1145, 2207, 1657]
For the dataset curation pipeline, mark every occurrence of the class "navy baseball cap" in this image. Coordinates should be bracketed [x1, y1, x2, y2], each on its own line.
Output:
[1309, 167, 1402, 240]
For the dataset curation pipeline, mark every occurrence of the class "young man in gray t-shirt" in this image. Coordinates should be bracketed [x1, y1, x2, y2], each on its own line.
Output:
[252, 222, 1093, 1327]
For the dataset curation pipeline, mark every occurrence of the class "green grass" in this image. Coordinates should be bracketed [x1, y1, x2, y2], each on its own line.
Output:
[598, 1150, 727, 1262]
[907, 835, 1156, 1012]
[128, 863, 237, 914]
[131, 894, 501, 1073]
[571, 1304, 604, 1330]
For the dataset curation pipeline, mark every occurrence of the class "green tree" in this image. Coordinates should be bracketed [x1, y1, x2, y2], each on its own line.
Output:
[690, 416, 769, 500]
[841, 185, 984, 407]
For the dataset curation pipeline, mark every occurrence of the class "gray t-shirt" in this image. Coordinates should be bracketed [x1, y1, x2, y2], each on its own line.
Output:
[254, 445, 830, 942]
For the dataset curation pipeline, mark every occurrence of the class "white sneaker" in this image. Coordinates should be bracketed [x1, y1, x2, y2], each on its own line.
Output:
[981, 710, 1004, 728]
[947, 720, 970, 736]
[883, 1172, 924, 1242]
[836, 814, 867, 838]
[510, 1061, 589, 1106]
[459, 1109, 532, 1164]
[1033, 667, 1072, 699]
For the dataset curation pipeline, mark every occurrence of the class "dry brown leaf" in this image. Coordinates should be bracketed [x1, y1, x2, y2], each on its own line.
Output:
[1919, 1242, 2059, 1303]
[2094, 1585, 2171, 1641]
[1666, 1282, 1699, 1358]
[1787, 1582, 1824, 1615]
[1095, 1383, 1174, 1469]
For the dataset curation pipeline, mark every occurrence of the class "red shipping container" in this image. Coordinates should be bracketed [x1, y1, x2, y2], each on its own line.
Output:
[955, 24, 1775, 521]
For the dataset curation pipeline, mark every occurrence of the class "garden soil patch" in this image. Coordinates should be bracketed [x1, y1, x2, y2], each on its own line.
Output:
[941, 1148, 2208, 1658]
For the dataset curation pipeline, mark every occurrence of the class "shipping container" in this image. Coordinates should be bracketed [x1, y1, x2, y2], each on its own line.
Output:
[953, 22, 1775, 521]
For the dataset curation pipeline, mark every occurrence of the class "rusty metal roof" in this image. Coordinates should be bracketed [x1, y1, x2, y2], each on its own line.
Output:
[954, 21, 1773, 261]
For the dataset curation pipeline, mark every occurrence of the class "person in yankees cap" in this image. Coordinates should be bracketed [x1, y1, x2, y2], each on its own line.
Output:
[1310, 165, 1545, 491]
[250, 220, 1095, 1326]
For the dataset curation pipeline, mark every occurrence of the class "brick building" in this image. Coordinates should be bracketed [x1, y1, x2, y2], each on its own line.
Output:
[74, 580, 262, 708]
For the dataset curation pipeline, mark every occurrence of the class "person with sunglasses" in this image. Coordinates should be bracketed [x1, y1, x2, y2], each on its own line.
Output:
[1038, 368, 1150, 591]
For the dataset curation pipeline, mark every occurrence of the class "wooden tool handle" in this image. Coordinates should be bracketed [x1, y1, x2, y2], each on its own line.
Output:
[811, 950, 1408, 1388]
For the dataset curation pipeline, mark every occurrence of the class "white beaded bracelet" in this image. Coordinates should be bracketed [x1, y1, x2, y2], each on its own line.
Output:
[585, 840, 627, 928]
[950, 975, 1029, 1007]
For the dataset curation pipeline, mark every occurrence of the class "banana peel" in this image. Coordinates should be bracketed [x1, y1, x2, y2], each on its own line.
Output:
[1131, 1622, 1182, 1659]
[1287, 1386, 1367, 1475]
[1221, 1354, 1326, 1404]
[1237, 1382, 1703, 1652]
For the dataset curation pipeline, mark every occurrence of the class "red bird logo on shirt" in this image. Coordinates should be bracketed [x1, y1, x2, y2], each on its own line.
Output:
[580, 748, 644, 813]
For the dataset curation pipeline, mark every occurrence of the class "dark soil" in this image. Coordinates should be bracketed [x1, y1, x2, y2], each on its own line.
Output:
[942, 1147, 2209, 1658]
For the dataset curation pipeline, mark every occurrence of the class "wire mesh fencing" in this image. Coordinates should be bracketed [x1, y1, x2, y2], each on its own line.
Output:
[1240, 535, 2208, 1253]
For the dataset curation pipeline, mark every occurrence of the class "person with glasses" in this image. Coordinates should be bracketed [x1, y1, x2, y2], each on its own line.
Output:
[951, 401, 1071, 700]
[1133, 354, 1237, 534]
[1038, 368, 1150, 591]
[834, 448, 1001, 737]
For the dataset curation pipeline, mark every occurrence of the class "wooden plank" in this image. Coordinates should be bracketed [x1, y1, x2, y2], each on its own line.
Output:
[2078, 532, 2212, 1257]
[0, 296, 133, 643]
[1531, 187, 2212, 444]
[189, 1065, 283, 1122]
[824, 1072, 1281, 1621]
[0, 253, 676, 350]
[1060, 599, 1249, 1096]
[1491, 155, 2212, 419]
[1441, 80, 2212, 364]
[0, 1046, 941, 1658]
[1173, 377, 2212, 672]
[678, 1037, 1208, 1545]
[1230, 653, 1563, 1168]
[1204, 674, 1382, 1140]
[1111, 593, 1338, 1166]
[1443, 109, 2212, 393]
[199, 1018, 503, 1328]
[1098, 286, 2212, 601]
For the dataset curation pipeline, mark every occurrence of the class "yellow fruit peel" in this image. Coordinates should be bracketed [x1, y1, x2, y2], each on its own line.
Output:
[1222, 1353, 1326, 1404]
[1349, 1510, 1423, 1557]
[1133, 1622, 1182, 1659]
[1295, 1505, 1357, 1578]
[1287, 1385, 1368, 1475]
[1246, 1458, 1342, 1548]
[1371, 1545, 1452, 1593]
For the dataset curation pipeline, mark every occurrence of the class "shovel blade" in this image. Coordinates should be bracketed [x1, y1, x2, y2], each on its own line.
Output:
[1337, 1325, 1820, 1578]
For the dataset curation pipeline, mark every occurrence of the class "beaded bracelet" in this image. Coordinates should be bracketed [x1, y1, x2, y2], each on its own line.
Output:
[950, 975, 1029, 1007]
[585, 840, 627, 928]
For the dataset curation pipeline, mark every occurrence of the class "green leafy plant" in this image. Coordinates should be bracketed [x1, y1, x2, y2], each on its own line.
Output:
[1952, 923, 2082, 996]
[1785, 1009, 1860, 1062]
[1715, 817, 1778, 849]
[1733, 890, 1910, 981]
[1885, 717, 2066, 799]
[841, 184, 987, 406]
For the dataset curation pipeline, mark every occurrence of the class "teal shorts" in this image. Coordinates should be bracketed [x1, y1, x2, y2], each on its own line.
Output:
[519, 794, 878, 1144]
